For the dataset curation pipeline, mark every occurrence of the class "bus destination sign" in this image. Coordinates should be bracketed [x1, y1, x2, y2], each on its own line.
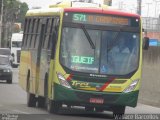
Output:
[64, 12, 140, 27]
[72, 13, 130, 26]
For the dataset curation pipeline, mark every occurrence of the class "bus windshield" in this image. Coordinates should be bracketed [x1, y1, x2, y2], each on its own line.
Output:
[0, 56, 10, 65]
[60, 27, 140, 75]
[12, 41, 22, 47]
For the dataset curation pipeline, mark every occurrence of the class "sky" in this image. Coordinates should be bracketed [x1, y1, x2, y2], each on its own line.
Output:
[112, 0, 160, 17]
[20, 0, 55, 8]
[19, 0, 160, 17]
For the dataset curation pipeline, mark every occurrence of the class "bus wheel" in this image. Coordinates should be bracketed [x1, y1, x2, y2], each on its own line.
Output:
[37, 96, 45, 108]
[7, 78, 12, 84]
[27, 93, 36, 107]
[85, 106, 94, 112]
[47, 99, 62, 114]
[112, 106, 125, 117]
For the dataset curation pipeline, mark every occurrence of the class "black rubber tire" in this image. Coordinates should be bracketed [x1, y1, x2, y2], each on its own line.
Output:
[27, 93, 36, 107]
[113, 106, 126, 117]
[37, 96, 45, 108]
[7, 79, 12, 84]
[47, 99, 62, 114]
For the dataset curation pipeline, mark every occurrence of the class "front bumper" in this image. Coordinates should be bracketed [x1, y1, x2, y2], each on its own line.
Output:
[54, 84, 139, 108]
[0, 72, 12, 80]
[12, 62, 19, 65]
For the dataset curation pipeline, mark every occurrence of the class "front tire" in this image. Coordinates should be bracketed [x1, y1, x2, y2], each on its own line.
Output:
[27, 93, 36, 107]
[7, 78, 12, 84]
[113, 106, 126, 117]
[37, 96, 45, 108]
[47, 99, 62, 114]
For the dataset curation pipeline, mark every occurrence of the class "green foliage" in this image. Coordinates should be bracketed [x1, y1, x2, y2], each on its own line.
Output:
[3, 0, 29, 26]
[1, 0, 29, 47]
[17, 2, 29, 24]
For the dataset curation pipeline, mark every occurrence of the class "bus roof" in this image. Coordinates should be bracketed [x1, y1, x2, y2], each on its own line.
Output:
[64, 8, 140, 18]
[26, 8, 62, 17]
[26, 7, 140, 18]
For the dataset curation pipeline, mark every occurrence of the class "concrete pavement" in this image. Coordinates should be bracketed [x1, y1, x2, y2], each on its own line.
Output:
[0, 68, 160, 120]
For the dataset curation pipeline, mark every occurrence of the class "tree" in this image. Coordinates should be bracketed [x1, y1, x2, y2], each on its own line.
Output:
[17, 2, 28, 26]
[3, 0, 29, 30]
[1, 0, 29, 47]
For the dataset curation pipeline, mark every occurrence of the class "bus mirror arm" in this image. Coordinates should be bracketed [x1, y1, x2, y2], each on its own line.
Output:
[143, 37, 149, 50]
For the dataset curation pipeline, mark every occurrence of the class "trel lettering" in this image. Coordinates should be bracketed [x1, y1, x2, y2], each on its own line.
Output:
[71, 81, 90, 88]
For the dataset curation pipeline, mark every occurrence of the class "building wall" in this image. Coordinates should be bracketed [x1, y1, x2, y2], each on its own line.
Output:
[146, 32, 160, 40]
[142, 17, 160, 41]
[138, 47, 160, 107]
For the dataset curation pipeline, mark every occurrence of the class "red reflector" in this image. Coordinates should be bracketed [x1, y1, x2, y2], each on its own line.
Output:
[66, 74, 72, 81]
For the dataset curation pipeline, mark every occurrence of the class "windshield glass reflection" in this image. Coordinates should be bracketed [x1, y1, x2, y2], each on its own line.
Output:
[60, 27, 140, 75]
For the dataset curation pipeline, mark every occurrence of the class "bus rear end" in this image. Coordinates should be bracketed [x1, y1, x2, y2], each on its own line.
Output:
[50, 8, 142, 115]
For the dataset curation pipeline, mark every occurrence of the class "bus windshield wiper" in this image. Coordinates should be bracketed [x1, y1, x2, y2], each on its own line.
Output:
[81, 25, 95, 49]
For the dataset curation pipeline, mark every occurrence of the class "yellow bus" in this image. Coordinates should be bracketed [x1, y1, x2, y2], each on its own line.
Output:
[19, 1, 149, 116]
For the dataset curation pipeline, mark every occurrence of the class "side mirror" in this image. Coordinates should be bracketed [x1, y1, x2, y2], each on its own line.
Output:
[142, 28, 144, 32]
[143, 37, 149, 50]
[11, 53, 15, 57]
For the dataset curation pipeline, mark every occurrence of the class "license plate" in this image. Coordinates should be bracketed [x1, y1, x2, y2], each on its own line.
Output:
[89, 98, 104, 104]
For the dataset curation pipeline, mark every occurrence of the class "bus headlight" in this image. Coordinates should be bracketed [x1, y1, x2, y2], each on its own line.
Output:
[123, 79, 139, 93]
[57, 73, 72, 89]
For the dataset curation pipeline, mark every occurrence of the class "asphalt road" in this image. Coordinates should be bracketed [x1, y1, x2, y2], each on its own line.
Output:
[0, 68, 160, 120]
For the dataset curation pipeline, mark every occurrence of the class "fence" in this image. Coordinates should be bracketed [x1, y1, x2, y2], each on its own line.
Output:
[142, 17, 160, 40]
[139, 17, 160, 107]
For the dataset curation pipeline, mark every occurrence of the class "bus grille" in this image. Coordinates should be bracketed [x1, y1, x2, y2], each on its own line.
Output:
[17, 50, 21, 63]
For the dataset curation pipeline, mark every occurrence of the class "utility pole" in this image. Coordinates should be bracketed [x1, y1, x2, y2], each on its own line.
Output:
[146, 2, 152, 17]
[0, 0, 3, 47]
[137, 0, 142, 15]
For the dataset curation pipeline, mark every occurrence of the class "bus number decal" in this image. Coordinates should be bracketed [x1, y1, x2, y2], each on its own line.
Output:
[71, 56, 94, 64]
[73, 14, 87, 22]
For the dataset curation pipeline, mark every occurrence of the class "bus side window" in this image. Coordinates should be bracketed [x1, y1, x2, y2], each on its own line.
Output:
[50, 18, 59, 59]
[27, 19, 34, 48]
[30, 19, 36, 48]
[43, 18, 51, 49]
[35, 19, 42, 49]
[33, 18, 40, 48]
[22, 19, 27, 49]
[47, 18, 54, 50]
[31, 19, 37, 48]
[23, 18, 31, 49]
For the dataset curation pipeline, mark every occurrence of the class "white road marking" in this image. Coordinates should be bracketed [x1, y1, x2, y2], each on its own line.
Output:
[12, 109, 30, 114]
